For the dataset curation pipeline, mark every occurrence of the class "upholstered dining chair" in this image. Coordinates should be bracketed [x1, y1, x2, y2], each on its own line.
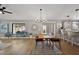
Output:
[50, 38, 61, 50]
[35, 34, 44, 48]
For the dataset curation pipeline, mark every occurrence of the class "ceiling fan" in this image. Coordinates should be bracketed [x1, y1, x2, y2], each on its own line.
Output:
[0, 4, 12, 14]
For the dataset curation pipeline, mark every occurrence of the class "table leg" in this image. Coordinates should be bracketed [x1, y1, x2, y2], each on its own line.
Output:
[42, 41, 44, 48]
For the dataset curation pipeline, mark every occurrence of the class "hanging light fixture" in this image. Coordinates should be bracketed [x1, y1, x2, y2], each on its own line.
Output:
[35, 9, 47, 23]
[67, 15, 70, 21]
[75, 9, 79, 20]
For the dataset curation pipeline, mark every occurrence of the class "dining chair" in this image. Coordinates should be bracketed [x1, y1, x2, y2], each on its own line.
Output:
[50, 38, 61, 50]
[35, 36, 44, 48]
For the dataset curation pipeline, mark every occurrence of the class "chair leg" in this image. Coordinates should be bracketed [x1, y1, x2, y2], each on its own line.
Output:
[59, 41, 61, 50]
[52, 42, 54, 49]
[35, 41, 37, 48]
[49, 40, 52, 48]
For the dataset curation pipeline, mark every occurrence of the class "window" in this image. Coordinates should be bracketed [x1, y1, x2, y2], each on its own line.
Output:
[12, 23, 25, 34]
[0, 23, 8, 33]
[72, 22, 79, 30]
[43, 25, 47, 33]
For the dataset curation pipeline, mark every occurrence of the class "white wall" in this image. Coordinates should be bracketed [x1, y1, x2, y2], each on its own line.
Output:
[25, 22, 43, 35]
[0, 20, 60, 36]
[0, 20, 44, 35]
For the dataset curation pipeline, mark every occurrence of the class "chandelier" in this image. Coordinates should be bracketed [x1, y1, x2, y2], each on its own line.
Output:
[75, 9, 79, 20]
[34, 9, 47, 23]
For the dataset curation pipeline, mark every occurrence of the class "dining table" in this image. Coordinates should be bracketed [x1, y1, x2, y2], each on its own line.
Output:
[35, 34, 61, 49]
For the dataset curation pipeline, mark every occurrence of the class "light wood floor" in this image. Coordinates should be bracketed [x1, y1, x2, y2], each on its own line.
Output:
[61, 40, 79, 55]
[0, 39, 36, 55]
[0, 39, 79, 55]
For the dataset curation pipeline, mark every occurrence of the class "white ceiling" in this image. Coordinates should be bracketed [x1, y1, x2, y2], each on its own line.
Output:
[0, 4, 79, 20]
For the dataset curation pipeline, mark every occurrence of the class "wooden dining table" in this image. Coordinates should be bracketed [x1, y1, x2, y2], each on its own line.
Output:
[35, 34, 61, 49]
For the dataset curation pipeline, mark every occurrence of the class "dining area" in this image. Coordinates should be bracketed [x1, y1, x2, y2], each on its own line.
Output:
[31, 33, 62, 55]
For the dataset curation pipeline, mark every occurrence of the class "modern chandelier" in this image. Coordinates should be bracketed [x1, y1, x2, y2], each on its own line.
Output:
[75, 9, 79, 20]
[35, 9, 47, 23]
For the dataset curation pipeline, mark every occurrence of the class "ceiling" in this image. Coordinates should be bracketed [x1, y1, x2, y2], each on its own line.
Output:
[0, 4, 79, 20]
